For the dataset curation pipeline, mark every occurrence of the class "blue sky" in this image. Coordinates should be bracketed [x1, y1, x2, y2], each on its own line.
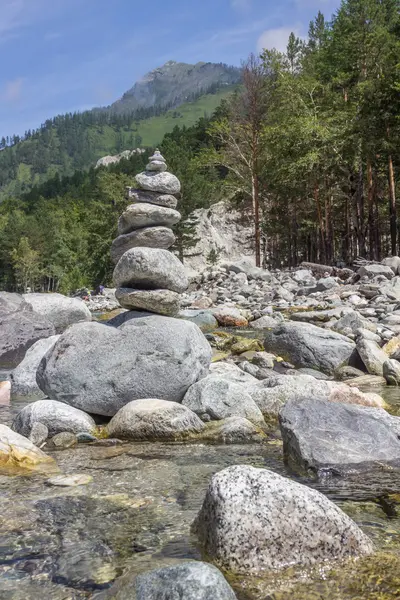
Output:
[0, 0, 341, 137]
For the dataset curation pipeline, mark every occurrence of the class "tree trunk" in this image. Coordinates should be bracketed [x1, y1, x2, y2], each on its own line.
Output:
[252, 174, 261, 267]
[388, 153, 397, 255]
[313, 182, 326, 263]
[367, 160, 375, 260]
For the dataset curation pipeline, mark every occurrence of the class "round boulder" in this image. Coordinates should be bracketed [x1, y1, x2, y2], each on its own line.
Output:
[192, 465, 373, 574]
[135, 171, 181, 195]
[13, 399, 96, 438]
[113, 247, 189, 293]
[37, 316, 212, 416]
[23, 293, 91, 333]
[107, 399, 205, 440]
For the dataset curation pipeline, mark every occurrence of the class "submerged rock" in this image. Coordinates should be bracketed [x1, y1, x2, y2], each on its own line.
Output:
[107, 399, 205, 440]
[0, 424, 57, 474]
[264, 321, 356, 374]
[202, 417, 267, 444]
[279, 397, 400, 475]
[13, 399, 96, 438]
[37, 316, 211, 416]
[193, 465, 372, 574]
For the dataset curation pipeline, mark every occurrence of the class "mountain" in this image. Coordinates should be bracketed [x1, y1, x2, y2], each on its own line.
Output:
[0, 61, 240, 201]
[109, 61, 241, 114]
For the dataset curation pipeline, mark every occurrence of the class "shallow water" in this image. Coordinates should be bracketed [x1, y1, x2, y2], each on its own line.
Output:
[2, 395, 400, 599]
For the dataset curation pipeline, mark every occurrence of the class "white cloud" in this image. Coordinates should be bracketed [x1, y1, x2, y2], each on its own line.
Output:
[257, 25, 303, 53]
[3, 77, 23, 101]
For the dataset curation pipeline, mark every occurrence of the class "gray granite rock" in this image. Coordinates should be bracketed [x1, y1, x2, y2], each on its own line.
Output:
[192, 465, 372, 574]
[136, 171, 181, 195]
[383, 358, 400, 385]
[49, 431, 77, 449]
[264, 321, 356, 374]
[113, 247, 189, 293]
[115, 288, 180, 316]
[29, 422, 48, 446]
[107, 399, 205, 440]
[203, 417, 266, 444]
[37, 316, 211, 416]
[279, 397, 400, 475]
[98, 562, 237, 600]
[23, 293, 91, 333]
[358, 264, 394, 279]
[0, 292, 56, 368]
[13, 399, 96, 438]
[111, 227, 176, 264]
[10, 335, 60, 397]
[126, 188, 178, 209]
[182, 376, 265, 427]
[356, 338, 387, 375]
[117, 203, 181, 235]
[382, 256, 400, 274]
[146, 160, 167, 172]
[179, 309, 218, 332]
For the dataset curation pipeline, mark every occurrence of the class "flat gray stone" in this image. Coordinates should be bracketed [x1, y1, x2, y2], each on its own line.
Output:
[136, 171, 181, 195]
[111, 227, 176, 264]
[192, 465, 372, 574]
[279, 397, 400, 475]
[37, 316, 211, 416]
[107, 399, 205, 440]
[117, 203, 181, 235]
[356, 338, 387, 375]
[126, 188, 178, 209]
[116, 288, 180, 316]
[113, 247, 188, 293]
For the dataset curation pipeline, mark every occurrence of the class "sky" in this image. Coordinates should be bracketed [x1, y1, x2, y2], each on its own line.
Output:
[0, 0, 341, 137]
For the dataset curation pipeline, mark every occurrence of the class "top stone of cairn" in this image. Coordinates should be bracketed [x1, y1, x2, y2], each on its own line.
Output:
[146, 149, 167, 172]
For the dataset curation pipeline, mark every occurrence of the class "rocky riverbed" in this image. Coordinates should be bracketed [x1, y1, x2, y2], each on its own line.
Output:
[4, 250, 400, 597]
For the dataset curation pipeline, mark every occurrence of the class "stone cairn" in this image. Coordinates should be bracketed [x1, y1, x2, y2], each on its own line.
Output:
[111, 150, 188, 316]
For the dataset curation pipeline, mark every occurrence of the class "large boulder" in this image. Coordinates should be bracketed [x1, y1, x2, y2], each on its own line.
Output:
[110, 227, 175, 264]
[13, 399, 96, 438]
[0, 424, 58, 474]
[10, 335, 60, 397]
[135, 171, 181, 195]
[192, 465, 372, 574]
[113, 247, 188, 293]
[356, 338, 387, 375]
[23, 293, 91, 333]
[382, 256, 400, 274]
[358, 264, 394, 279]
[98, 562, 237, 600]
[182, 376, 265, 427]
[279, 397, 400, 475]
[117, 204, 181, 235]
[37, 316, 212, 416]
[264, 322, 356, 374]
[107, 399, 205, 440]
[0, 291, 56, 368]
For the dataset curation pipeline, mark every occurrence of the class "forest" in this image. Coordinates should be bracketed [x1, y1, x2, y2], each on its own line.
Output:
[0, 0, 399, 292]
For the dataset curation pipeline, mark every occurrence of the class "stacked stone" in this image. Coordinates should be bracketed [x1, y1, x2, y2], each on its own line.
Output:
[111, 150, 188, 316]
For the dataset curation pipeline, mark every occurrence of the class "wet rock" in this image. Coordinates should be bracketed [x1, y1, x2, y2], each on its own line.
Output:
[10, 335, 60, 397]
[37, 317, 211, 416]
[252, 352, 276, 369]
[76, 432, 98, 443]
[0, 424, 57, 474]
[202, 417, 266, 444]
[179, 309, 218, 333]
[47, 474, 93, 487]
[335, 365, 366, 381]
[29, 422, 48, 446]
[383, 358, 400, 385]
[264, 322, 356, 375]
[182, 376, 265, 427]
[356, 338, 387, 375]
[192, 465, 372, 574]
[231, 337, 263, 354]
[0, 291, 56, 368]
[107, 399, 205, 440]
[279, 397, 400, 475]
[116, 288, 180, 316]
[117, 203, 181, 235]
[211, 306, 248, 327]
[249, 315, 279, 329]
[111, 226, 176, 264]
[136, 170, 181, 195]
[113, 247, 188, 293]
[23, 293, 92, 333]
[49, 431, 77, 449]
[100, 561, 237, 600]
[13, 399, 96, 438]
